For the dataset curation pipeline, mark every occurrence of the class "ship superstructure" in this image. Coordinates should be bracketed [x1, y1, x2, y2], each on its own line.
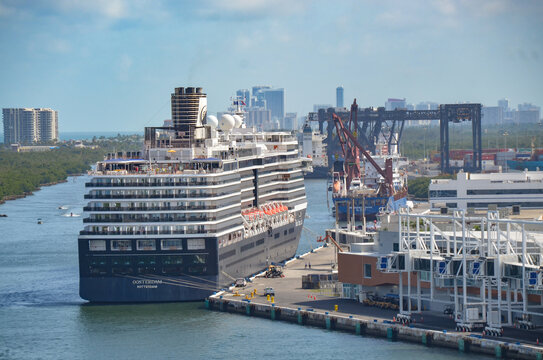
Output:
[78, 87, 307, 302]
[302, 121, 328, 178]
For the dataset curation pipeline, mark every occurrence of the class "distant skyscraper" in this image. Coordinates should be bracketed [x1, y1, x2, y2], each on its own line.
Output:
[251, 85, 271, 107]
[385, 98, 406, 111]
[415, 101, 438, 111]
[246, 107, 271, 130]
[283, 112, 297, 130]
[236, 89, 250, 107]
[514, 103, 540, 124]
[3, 108, 58, 144]
[261, 88, 284, 121]
[313, 104, 333, 112]
[482, 106, 503, 125]
[498, 98, 509, 112]
[336, 86, 344, 108]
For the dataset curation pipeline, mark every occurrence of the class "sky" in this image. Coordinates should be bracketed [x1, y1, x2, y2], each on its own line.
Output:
[0, 0, 542, 132]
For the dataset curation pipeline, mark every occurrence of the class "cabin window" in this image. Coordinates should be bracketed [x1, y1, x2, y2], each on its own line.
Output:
[89, 257, 108, 276]
[162, 256, 183, 274]
[136, 256, 157, 274]
[137, 239, 156, 251]
[111, 240, 132, 251]
[111, 257, 133, 275]
[161, 239, 183, 250]
[187, 239, 205, 250]
[89, 240, 106, 251]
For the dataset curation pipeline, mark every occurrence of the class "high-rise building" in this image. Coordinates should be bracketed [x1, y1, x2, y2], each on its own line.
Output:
[514, 103, 540, 124]
[261, 88, 284, 122]
[385, 98, 406, 111]
[236, 89, 250, 107]
[38, 109, 58, 142]
[336, 86, 344, 108]
[313, 104, 333, 112]
[170, 87, 207, 145]
[2, 108, 58, 144]
[246, 107, 271, 130]
[482, 106, 503, 125]
[283, 112, 297, 130]
[251, 85, 271, 107]
[498, 98, 509, 112]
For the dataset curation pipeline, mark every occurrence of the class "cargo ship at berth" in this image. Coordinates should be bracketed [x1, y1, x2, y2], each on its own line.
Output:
[331, 154, 408, 220]
[78, 87, 307, 302]
[327, 99, 408, 221]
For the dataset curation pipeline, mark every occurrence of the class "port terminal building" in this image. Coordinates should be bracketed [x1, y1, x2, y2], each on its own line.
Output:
[429, 170, 543, 211]
[337, 208, 543, 331]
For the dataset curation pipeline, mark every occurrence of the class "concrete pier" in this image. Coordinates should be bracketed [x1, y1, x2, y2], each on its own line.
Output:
[207, 245, 543, 360]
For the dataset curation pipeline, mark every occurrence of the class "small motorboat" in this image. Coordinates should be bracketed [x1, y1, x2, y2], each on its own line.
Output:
[37, 218, 43, 224]
[0, 214, 7, 217]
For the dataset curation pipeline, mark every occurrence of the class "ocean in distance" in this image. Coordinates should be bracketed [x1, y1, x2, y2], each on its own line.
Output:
[0, 131, 141, 143]
[0, 177, 487, 359]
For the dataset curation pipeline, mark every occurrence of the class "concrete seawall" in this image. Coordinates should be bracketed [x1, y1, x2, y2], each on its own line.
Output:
[206, 296, 543, 359]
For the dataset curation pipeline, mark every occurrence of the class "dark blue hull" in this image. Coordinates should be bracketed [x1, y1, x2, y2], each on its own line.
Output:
[78, 210, 304, 302]
[80, 275, 218, 303]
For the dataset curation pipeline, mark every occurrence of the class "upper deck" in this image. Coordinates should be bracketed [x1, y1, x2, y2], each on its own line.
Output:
[90, 128, 301, 178]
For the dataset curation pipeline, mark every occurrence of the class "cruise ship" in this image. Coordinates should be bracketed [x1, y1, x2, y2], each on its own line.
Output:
[429, 170, 543, 210]
[78, 87, 307, 302]
[301, 122, 328, 178]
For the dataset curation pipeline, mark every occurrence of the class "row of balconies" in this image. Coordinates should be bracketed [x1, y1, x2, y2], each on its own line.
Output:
[83, 192, 233, 200]
[85, 180, 228, 187]
[83, 205, 221, 211]
[82, 214, 222, 223]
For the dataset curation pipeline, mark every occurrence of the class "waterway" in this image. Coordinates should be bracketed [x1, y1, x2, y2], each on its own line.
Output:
[0, 177, 484, 359]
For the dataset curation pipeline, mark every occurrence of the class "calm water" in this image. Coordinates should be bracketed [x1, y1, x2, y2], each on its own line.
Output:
[0, 177, 482, 359]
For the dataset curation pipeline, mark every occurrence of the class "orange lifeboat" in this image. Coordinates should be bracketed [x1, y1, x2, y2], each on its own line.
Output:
[333, 181, 340, 193]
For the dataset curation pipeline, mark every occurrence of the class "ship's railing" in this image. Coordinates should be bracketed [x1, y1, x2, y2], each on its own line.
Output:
[83, 205, 220, 211]
[80, 229, 208, 236]
[83, 215, 216, 223]
[89, 168, 226, 176]
[85, 180, 220, 187]
[83, 192, 232, 200]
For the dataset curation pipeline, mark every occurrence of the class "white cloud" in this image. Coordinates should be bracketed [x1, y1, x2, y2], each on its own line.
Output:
[433, 0, 457, 16]
[198, 0, 308, 19]
[0, 0, 167, 21]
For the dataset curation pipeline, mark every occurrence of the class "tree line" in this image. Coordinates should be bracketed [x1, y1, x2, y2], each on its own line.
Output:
[0, 148, 106, 202]
[400, 123, 543, 160]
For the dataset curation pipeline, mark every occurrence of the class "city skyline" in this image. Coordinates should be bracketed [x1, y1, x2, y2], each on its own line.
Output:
[0, 0, 542, 132]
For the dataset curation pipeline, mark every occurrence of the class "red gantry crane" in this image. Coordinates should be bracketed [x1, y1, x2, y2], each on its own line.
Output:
[331, 99, 395, 197]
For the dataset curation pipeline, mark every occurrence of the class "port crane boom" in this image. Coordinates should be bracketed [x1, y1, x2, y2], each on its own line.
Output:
[331, 99, 394, 197]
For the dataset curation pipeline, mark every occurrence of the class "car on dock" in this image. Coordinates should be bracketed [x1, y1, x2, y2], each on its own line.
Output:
[264, 287, 275, 297]
[235, 278, 247, 287]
